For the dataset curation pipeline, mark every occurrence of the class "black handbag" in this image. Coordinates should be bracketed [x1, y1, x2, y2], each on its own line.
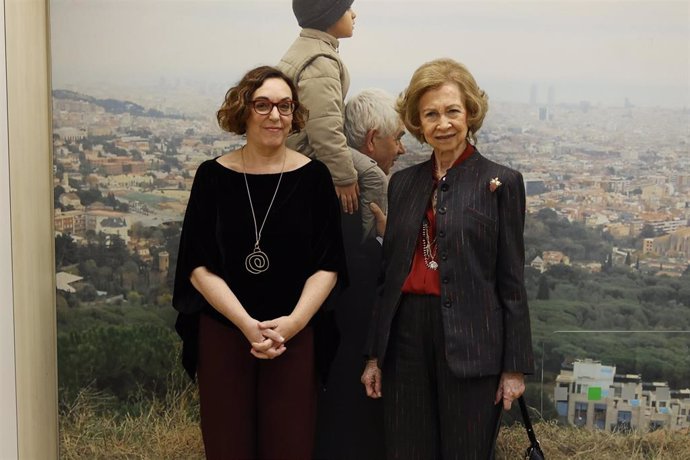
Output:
[518, 396, 545, 460]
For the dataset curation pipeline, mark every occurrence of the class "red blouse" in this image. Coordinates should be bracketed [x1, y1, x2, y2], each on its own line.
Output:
[401, 144, 475, 295]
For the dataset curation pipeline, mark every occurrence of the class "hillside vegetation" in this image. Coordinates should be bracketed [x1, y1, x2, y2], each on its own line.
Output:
[57, 209, 690, 455]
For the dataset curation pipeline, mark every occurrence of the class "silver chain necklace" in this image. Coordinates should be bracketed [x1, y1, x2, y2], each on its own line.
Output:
[422, 218, 438, 270]
[241, 146, 286, 274]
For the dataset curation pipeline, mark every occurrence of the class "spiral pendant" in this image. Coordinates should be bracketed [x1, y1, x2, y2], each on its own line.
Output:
[245, 246, 269, 274]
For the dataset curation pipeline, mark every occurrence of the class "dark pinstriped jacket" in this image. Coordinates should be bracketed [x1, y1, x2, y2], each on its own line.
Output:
[365, 150, 535, 378]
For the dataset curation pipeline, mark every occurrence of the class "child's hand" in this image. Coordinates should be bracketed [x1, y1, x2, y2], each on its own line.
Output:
[335, 182, 359, 214]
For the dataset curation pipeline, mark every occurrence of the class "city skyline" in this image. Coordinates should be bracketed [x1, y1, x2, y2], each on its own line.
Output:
[50, 0, 689, 109]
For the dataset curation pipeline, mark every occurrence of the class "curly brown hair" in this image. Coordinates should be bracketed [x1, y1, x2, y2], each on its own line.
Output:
[216, 66, 308, 135]
[397, 58, 489, 145]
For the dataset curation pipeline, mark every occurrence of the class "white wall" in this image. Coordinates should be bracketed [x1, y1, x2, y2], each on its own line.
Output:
[0, 0, 20, 454]
[3, 0, 57, 458]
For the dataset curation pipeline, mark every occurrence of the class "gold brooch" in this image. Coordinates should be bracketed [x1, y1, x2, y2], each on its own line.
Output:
[489, 177, 502, 192]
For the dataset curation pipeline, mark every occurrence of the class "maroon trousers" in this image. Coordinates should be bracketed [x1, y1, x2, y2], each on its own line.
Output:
[197, 313, 317, 460]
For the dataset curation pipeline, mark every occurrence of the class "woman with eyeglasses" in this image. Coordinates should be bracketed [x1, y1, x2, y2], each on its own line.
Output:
[172, 65, 346, 459]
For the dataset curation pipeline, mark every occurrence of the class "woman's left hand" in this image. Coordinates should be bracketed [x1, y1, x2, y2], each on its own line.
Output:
[494, 372, 525, 410]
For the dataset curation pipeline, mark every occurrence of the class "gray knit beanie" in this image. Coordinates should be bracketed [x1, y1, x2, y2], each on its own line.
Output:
[292, 0, 354, 31]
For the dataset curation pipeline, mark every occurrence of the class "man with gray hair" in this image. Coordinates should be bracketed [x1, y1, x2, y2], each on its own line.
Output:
[344, 88, 405, 241]
[315, 89, 404, 459]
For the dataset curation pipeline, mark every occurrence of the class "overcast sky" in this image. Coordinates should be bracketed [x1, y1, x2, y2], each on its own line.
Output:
[50, 0, 689, 108]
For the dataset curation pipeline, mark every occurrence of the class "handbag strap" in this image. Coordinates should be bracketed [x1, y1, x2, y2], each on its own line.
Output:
[518, 396, 540, 448]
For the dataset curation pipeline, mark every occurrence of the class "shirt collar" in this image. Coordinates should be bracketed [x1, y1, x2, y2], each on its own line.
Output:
[431, 143, 475, 181]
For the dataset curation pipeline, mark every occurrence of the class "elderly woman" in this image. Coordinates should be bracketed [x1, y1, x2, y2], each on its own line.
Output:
[172, 65, 345, 459]
[361, 58, 534, 459]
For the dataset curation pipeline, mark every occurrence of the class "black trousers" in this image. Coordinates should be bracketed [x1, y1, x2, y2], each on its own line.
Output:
[382, 294, 502, 460]
[314, 249, 385, 460]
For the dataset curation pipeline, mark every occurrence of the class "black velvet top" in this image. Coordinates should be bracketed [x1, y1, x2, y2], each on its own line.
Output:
[172, 158, 346, 379]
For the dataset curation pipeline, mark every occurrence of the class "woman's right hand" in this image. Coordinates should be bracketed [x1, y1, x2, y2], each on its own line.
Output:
[239, 318, 286, 359]
[361, 359, 383, 399]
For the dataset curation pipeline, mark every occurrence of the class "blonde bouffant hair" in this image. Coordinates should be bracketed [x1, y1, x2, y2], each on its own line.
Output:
[397, 58, 489, 145]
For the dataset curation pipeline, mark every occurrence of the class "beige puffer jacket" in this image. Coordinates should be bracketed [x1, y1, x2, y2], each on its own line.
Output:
[277, 29, 357, 186]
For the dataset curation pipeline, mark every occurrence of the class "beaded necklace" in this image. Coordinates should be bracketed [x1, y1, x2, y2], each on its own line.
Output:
[422, 218, 438, 270]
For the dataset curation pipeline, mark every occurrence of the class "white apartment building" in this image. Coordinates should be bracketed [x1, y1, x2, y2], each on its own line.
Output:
[554, 359, 690, 432]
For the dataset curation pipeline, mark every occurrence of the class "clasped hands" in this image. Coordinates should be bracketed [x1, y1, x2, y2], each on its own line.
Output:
[240, 316, 301, 359]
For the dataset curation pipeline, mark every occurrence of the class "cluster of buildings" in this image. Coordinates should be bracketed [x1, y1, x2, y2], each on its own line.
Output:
[530, 250, 571, 273]
[52, 94, 242, 250]
[555, 359, 690, 432]
[481, 101, 689, 276]
[52, 90, 689, 279]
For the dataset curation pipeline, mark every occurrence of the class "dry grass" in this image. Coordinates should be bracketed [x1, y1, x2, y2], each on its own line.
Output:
[61, 389, 690, 459]
[497, 421, 690, 460]
[59, 384, 204, 459]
